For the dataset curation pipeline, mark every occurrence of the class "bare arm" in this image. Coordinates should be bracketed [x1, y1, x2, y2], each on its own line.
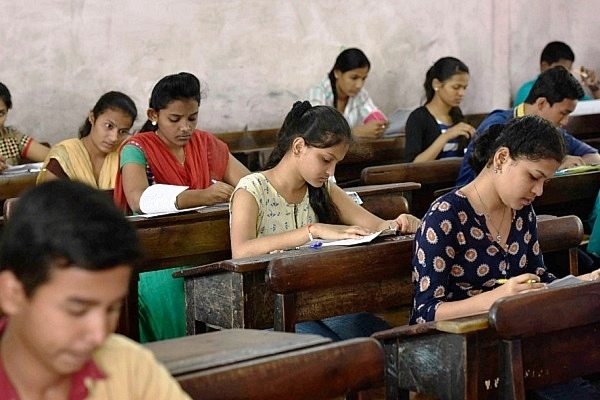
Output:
[331, 184, 420, 233]
[222, 154, 250, 186]
[582, 152, 600, 165]
[230, 188, 313, 258]
[120, 162, 151, 213]
[24, 140, 50, 162]
[351, 120, 387, 139]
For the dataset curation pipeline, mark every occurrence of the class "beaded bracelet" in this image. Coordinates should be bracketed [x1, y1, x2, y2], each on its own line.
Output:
[307, 224, 314, 241]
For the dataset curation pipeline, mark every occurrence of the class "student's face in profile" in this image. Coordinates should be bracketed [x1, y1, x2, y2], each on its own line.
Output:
[0, 264, 131, 377]
[0, 99, 8, 129]
[434, 73, 469, 108]
[150, 99, 199, 148]
[536, 97, 577, 128]
[334, 67, 369, 99]
[294, 138, 348, 187]
[88, 109, 134, 154]
[496, 152, 559, 210]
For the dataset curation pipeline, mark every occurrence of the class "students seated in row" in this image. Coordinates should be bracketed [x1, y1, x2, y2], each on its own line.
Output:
[37, 91, 137, 189]
[113, 72, 250, 342]
[0, 82, 49, 170]
[411, 116, 600, 399]
[513, 41, 600, 106]
[404, 57, 475, 162]
[229, 101, 420, 340]
[456, 66, 600, 186]
[0, 180, 190, 399]
[308, 48, 388, 139]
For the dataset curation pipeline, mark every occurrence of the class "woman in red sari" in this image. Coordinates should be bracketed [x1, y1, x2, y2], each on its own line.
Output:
[114, 72, 249, 215]
[114, 72, 249, 342]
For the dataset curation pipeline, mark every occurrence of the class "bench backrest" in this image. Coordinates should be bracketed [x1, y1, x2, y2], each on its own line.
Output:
[266, 236, 415, 331]
[489, 280, 600, 399]
[147, 330, 384, 400]
[537, 215, 583, 275]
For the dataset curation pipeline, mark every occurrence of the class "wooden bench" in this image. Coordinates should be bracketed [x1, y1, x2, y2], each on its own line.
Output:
[0, 171, 38, 201]
[2, 182, 417, 341]
[374, 280, 600, 400]
[565, 112, 600, 149]
[145, 329, 384, 400]
[490, 280, 600, 399]
[265, 234, 414, 332]
[533, 170, 600, 225]
[175, 234, 416, 335]
[372, 215, 589, 399]
[361, 157, 463, 218]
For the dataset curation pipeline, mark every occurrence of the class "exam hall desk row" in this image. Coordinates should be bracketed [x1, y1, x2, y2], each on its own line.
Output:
[0, 182, 416, 341]
[145, 329, 384, 400]
[175, 232, 417, 335]
[122, 181, 418, 340]
[175, 213, 583, 341]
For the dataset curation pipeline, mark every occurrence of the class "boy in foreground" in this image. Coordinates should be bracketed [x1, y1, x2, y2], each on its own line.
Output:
[0, 180, 190, 399]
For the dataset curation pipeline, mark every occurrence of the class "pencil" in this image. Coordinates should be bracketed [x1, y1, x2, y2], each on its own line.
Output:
[495, 278, 538, 285]
[572, 68, 589, 79]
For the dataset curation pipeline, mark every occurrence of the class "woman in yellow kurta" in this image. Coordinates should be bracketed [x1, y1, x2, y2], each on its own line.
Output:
[37, 91, 137, 189]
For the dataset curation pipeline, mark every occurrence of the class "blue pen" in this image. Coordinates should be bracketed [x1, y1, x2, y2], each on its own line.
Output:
[309, 241, 323, 249]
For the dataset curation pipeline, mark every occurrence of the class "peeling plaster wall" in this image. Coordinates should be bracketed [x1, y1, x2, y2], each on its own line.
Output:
[1, 0, 598, 145]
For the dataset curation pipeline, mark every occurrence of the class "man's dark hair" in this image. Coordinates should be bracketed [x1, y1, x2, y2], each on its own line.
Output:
[0, 180, 142, 296]
[524, 66, 584, 105]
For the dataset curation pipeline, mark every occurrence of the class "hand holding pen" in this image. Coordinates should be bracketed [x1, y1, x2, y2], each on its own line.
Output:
[573, 66, 600, 92]
[494, 273, 546, 295]
[388, 214, 421, 234]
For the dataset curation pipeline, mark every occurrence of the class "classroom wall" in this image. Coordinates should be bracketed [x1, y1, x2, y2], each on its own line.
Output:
[1, 0, 599, 145]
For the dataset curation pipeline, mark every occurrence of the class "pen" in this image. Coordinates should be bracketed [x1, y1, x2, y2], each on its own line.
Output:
[572, 68, 589, 79]
[495, 278, 539, 285]
[309, 241, 323, 249]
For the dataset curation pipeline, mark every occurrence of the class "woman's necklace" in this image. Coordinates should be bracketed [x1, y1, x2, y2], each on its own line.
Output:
[473, 183, 507, 244]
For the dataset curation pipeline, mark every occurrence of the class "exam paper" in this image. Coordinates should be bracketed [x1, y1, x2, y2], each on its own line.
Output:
[305, 230, 384, 248]
[2, 162, 43, 175]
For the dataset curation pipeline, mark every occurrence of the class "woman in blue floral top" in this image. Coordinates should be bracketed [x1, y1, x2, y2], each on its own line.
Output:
[411, 115, 600, 325]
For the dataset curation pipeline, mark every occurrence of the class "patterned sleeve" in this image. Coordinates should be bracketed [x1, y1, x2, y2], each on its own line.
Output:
[410, 199, 462, 324]
[527, 209, 556, 282]
[307, 80, 329, 106]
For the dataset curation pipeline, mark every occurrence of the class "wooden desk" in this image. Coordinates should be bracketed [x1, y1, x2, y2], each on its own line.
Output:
[565, 113, 600, 148]
[374, 280, 600, 400]
[533, 170, 600, 224]
[174, 234, 415, 334]
[119, 182, 417, 340]
[0, 172, 38, 201]
[336, 135, 406, 187]
[145, 329, 384, 400]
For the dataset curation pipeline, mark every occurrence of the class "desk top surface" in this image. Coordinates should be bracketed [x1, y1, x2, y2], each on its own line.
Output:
[144, 329, 330, 375]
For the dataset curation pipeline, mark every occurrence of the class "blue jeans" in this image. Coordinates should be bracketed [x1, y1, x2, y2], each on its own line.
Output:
[295, 312, 391, 341]
[530, 377, 600, 400]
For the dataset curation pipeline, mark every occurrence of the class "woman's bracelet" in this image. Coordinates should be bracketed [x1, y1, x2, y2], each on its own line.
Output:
[307, 224, 314, 241]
